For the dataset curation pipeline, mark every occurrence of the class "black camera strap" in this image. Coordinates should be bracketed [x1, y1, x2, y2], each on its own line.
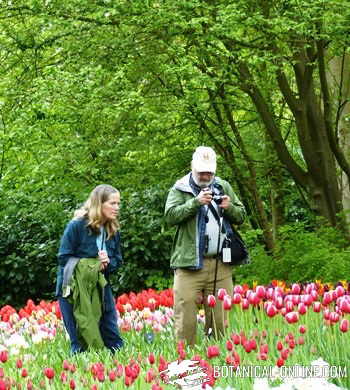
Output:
[206, 202, 224, 338]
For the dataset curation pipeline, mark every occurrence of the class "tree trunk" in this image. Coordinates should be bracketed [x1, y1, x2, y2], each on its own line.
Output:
[328, 53, 350, 225]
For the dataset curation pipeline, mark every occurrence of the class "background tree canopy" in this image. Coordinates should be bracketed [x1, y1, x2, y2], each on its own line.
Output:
[0, 0, 349, 307]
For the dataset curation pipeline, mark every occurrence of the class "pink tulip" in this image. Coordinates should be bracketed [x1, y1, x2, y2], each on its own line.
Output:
[255, 285, 266, 299]
[286, 301, 294, 313]
[340, 319, 349, 333]
[260, 344, 268, 354]
[291, 283, 300, 295]
[232, 293, 242, 304]
[285, 311, 299, 324]
[336, 285, 345, 297]
[217, 288, 227, 300]
[223, 295, 232, 310]
[275, 296, 283, 309]
[313, 302, 321, 312]
[207, 295, 216, 308]
[298, 303, 307, 315]
[233, 285, 244, 295]
[241, 299, 249, 310]
[330, 312, 340, 323]
[323, 292, 332, 305]
[266, 304, 277, 317]
[323, 309, 330, 320]
[339, 299, 350, 313]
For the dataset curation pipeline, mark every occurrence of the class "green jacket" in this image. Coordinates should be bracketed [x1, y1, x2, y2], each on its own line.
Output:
[68, 258, 107, 350]
[164, 173, 246, 269]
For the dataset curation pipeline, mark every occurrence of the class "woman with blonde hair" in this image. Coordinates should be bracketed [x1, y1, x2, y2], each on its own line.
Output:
[55, 184, 123, 354]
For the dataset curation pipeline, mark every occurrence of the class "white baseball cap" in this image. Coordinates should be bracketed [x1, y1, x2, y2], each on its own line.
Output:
[191, 146, 216, 173]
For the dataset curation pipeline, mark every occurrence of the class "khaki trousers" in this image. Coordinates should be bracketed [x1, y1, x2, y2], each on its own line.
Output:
[173, 258, 233, 346]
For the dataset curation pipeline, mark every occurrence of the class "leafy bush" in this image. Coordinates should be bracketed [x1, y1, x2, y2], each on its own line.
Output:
[234, 223, 350, 285]
[0, 190, 75, 307]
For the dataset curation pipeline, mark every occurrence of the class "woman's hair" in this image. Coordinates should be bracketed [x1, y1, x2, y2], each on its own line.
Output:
[73, 184, 120, 239]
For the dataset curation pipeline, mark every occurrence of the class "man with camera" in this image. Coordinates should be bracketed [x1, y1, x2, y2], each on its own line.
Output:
[164, 146, 246, 346]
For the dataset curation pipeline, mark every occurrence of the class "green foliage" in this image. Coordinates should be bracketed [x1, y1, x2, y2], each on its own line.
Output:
[235, 223, 350, 286]
[0, 190, 74, 307]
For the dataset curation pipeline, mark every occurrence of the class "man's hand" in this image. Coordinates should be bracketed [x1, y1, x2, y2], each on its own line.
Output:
[196, 189, 213, 205]
[219, 195, 231, 210]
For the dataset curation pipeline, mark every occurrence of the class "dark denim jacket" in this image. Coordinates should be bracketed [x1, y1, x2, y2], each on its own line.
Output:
[55, 217, 122, 296]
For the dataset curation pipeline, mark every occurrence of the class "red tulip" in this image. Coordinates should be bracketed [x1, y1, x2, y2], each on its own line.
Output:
[226, 340, 233, 351]
[148, 353, 155, 365]
[21, 368, 28, 378]
[276, 341, 283, 351]
[207, 345, 220, 359]
[0, 351, 8, 363]
[16, 359, 23, 369]
[276, 357, 284, 367]
[280, 348, 289, 360]
[69, 379, 76, 389]
[125, 376, 133, 387]
[145, 368, 156, 383]
[27, 380, 34, 390]
[151, 384, 163, 390]
[43, 367, 55, 380]
[207, 295, 216, 308]
[60, 372, 68, 383]
[231, 333, 240, 345]
[299, 325, 307, 334]
[340, 319, 349, 333]
[109, 370, 117, 382]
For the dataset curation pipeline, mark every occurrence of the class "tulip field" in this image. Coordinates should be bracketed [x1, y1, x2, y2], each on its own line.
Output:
[0, 282, 350, 390]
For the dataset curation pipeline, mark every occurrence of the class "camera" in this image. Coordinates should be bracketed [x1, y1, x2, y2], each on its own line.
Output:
[203, 188, 223, 205]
